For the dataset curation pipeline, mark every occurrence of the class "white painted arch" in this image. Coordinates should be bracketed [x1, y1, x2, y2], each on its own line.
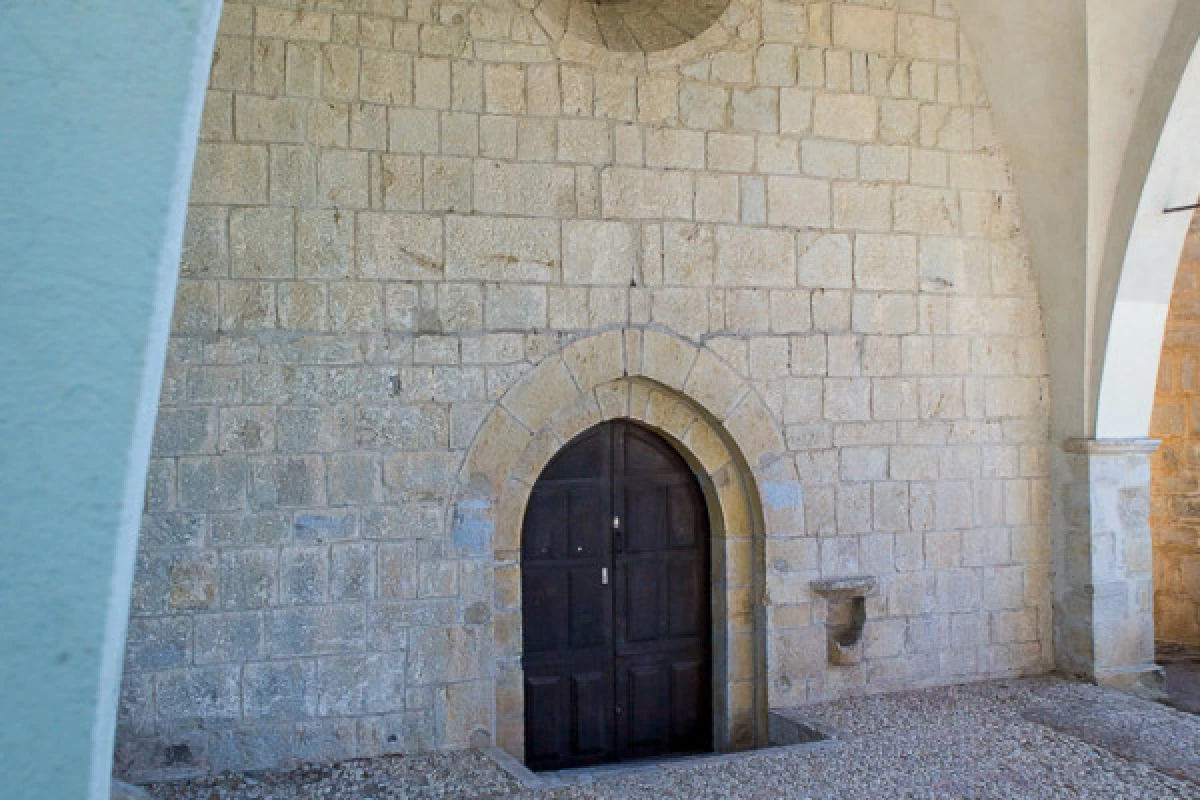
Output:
[1096, 23, 1200, 438]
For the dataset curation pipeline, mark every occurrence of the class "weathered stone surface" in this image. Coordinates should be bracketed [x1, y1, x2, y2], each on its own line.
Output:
[408, 627, 488, 686]
[563, 220, 637, 285]
[445, 216, 559, 282]
[125, 0, 1053, 780]
[357, 214, 443, 280]
[716, 226, 796, 287]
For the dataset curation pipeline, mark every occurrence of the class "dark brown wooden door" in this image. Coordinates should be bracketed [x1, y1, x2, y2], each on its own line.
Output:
[521, 421, 712, 771]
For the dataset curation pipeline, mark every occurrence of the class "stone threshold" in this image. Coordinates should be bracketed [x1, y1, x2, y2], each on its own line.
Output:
[481, 712, 845, 789]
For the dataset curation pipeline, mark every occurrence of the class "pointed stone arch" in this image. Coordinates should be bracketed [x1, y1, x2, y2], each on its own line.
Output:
[451, 328, 801, 760]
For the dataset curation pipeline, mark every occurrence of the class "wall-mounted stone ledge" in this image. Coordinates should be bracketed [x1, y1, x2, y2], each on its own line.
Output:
[810, 576, 877, 602]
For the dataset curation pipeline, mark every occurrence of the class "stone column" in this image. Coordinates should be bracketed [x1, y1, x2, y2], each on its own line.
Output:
[1054, 438, 1164, 696]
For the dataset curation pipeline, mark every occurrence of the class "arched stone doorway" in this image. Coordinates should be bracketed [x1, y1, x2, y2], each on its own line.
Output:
[521, 419, 714, 770]
[453, 328, 800, 761]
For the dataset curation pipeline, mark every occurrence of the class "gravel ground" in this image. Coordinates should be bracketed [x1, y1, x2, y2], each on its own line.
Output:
[143, 677, 1200, 800]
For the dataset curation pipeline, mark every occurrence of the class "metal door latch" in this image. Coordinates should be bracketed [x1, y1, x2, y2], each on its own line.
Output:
[612, 516, 620, 529]
[601, 567, 609, 585]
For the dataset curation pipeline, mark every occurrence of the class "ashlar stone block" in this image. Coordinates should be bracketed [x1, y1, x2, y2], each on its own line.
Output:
[474, 160, 576, 217]
[716, 226, 796, 287]
[256, 8, 331, 41]
[802, 139, 857, 179]
[680, 83, 728, 130]
[445, 215, 559, 283]
[245, 660, 317, 721]
[219, 549, 277, 611]
[267, 606, 365, 656]
[156, 666, 241, 725]
[251, 455, 325, 509]
[813, 93, 879, 142]
[602, 168, 693, 219]
[357, 213, 443, 280]
[730, 87, 777, 133]
[361, 49, 413, 105]
[194, 612, 263, 665]
[897, 14, 958, 61]
[562, 330, 624, 393]
[854, 233, 918, 291]
[558, 118, 612, 164]
[424, 156, 472, 212]
[768, 176, 832, 228]
[231, 208, 295, 278]
[192, 144, 269, 205]
[236, 96, 307, 144]
[642, 129, 706, 176]
[833, 5, 896, 55]
[695, 174, 740, 224]
[182, 206, 230, 278]
[485, 284, 547, 330]
[317, 149, 368, 209]
[563, 220, 637, 285]
[408, 627, 488, 686]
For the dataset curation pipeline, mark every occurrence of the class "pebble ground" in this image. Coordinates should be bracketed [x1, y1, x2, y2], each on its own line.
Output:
[143, 677, 1200, 799]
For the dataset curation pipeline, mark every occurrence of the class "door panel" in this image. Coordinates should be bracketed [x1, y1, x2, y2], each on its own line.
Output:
[668, 556, 705, 637]
[626, 663, 667, 754]
[572, 671, 609, 755]
[522, 421, 711, 771]
[568, 569, 607, 648]
[622, 559, 664, 643]
[522, 570, 566, 654]
[614, 424, 711, 762]
[524, 674, 562, 762]
[625, 432, 679, 473]
[523, 490, 567, 562]
[567, 489, 605, 557]
[626, 485, 666, 553]
[670, 660, 706, 744]
[667, 486, 697, 549]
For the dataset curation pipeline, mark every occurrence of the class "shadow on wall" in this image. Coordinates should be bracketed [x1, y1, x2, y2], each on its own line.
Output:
[533, 0, 733, 53]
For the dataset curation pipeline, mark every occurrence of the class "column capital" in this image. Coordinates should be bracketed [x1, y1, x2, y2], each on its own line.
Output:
[1062, 437, 1161, 455]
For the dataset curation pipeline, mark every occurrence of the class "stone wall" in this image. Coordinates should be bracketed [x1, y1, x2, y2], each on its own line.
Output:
[1152, 212, 1200, 646]
[117, 0, 1053, 780]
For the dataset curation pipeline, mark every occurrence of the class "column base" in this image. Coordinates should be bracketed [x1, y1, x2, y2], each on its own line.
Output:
[1094, 663, 1167, 701]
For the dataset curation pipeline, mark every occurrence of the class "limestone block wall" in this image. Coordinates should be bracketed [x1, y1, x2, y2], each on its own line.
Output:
[1152, 213, 1200, 646]
[117, 0, 1052, 780]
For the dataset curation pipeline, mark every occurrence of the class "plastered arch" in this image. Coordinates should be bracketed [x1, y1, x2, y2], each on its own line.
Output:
[0, 3, 223, 798]
[452, 328, 801, 760]
[1095, 9, 1200, 439]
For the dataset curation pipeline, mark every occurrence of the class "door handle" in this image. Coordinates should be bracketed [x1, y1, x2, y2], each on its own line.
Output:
[601, 567, 609, 585]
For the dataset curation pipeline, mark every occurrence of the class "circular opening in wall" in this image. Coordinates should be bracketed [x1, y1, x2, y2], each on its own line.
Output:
[539, 0, 733, 53]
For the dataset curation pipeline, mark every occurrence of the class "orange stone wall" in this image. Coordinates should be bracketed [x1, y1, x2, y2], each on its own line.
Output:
[1152, 212, 1200, 645]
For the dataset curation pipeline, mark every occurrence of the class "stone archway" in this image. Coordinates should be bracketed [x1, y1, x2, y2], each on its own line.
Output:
[451, 328, 798, 760]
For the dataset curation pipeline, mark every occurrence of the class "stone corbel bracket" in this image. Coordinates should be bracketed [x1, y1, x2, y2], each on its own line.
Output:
[811, 577, 878, 667]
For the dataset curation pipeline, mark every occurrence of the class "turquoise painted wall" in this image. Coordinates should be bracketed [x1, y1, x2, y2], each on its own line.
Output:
[0, 2, 221, 797]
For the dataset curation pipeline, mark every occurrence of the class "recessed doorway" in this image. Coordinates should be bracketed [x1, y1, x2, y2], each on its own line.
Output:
[520, 420, 713, 771]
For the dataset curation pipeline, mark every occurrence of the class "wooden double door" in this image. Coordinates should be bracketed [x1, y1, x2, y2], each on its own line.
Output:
[521, 420, 713, 771]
